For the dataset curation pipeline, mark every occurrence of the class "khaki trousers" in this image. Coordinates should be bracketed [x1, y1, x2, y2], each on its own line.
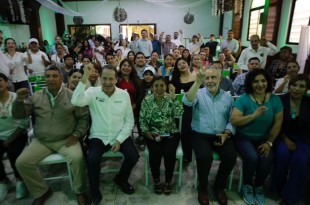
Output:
[16, 138, 86, 198]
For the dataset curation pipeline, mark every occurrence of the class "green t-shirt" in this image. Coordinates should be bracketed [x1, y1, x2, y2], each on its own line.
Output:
[234, 93, 283, 141]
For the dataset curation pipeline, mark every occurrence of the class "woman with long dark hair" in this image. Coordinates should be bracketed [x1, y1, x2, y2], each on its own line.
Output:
[116, 59, 142, 117]
[171, 58, 196, 168]
[181, 49, 191, 65]
[2, 38, 32, 91]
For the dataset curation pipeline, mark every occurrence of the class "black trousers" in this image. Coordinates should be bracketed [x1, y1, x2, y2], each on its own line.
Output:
[191, 131, 237, 190]
[145, 133, 180, 182]
[0, 134, 28, 180]
[87, 137, 139, 198]
[180, 105, 193, 162]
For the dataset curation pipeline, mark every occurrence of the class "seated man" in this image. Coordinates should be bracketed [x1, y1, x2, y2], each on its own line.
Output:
[232, 57, 261, 95]
[71, 64, 139, 205]
[183, 67, 237, 205]
[12, 66, 89, 205]
[135, 52, 153, 79]
[212, 61, 235, 96]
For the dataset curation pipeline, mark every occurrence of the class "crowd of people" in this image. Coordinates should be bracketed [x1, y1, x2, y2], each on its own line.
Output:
[0, 28, 309, 205]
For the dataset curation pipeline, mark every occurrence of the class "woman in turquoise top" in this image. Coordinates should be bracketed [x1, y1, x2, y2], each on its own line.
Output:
[231, 69, 283, 205]
[157, 54, 174, 77]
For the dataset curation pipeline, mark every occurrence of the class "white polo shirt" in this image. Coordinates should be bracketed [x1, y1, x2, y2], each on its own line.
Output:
[25, 50, 49, 73]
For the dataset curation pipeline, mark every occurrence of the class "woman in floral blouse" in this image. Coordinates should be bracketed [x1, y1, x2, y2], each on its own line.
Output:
[139, 76, 183, 195]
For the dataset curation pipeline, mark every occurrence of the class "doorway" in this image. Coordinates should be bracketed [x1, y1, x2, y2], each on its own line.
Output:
[119, 24, 156, 41]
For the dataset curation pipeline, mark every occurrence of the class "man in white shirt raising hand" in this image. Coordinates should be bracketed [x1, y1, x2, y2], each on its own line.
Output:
[71, 64, 139, 205]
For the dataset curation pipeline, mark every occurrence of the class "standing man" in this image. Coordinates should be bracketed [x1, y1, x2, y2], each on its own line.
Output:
[171, 30, 184, 47]
[12, 66, 89, 205]
[71, 64, 139, 205]
[150, 33, 161, 55]
[202, 34, 221, 57]
[137, 29, 153, 58]
[237, 35, 278, 70]
[159, 32, 177, 56]
[129, 33, 139, 54]
[220, 30, 239, 56]
[183, 67, 237, 205]
[26, 38, 50, 74]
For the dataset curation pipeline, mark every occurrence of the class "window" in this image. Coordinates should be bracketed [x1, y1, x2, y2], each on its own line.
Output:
[247, 0, 265, 40]
[68, 24, 112, 41]
[287, 0, 310, 44]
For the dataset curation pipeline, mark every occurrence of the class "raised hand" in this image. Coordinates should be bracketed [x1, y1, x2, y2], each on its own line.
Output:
[168, 84, 176, 100]
[252, 106, 267, 118]
[16, 88, 29, 101]
[260, 37, 268, 47]
[196, 66, 207, 86]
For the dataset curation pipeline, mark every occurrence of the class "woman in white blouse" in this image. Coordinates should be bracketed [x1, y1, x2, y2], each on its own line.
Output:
[3, 38, 32, 91]
[51, 43, 66, 70]
[0, 73, 29, 201]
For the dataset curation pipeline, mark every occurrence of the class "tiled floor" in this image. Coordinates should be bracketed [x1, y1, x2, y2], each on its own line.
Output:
[2, 148, 309, 205]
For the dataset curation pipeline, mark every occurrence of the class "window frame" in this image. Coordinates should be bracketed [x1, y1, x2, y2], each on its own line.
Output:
[247, 5, 265, 41]
[67, 24, 112, 39]
[286, 0, 299, 45]
[118, 23, 157, 41]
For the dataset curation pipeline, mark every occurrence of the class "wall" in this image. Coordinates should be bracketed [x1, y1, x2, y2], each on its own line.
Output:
[222, 11, 234, 39]
[39, 5, 57, 44]
[62, 0, 221, 41]
[0, 24, 30, 48]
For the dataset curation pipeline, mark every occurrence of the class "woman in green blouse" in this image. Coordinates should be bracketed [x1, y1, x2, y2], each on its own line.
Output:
[139, 76, 183, 195]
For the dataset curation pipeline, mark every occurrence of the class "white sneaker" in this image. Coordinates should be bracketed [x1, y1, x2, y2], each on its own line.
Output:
[0, 183, 9, 202]
[16, 180, 26, 199]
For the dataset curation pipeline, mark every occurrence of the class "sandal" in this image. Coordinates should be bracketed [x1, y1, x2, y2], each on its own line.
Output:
[163, 182, 172, 195]
[153, 180, 163, 194]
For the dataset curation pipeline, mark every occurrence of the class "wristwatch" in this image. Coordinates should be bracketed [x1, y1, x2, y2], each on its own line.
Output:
[265, 141, 273, 147]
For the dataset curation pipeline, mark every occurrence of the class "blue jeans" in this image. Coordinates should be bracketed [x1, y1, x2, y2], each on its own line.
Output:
[272, 139, 310, 204]
[87, 137, 139, 198]
[235, 136, 273, 187]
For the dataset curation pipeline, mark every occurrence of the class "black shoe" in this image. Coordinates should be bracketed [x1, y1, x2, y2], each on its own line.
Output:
[87, 194, 102, 205]
[114, 175, 135, 194]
